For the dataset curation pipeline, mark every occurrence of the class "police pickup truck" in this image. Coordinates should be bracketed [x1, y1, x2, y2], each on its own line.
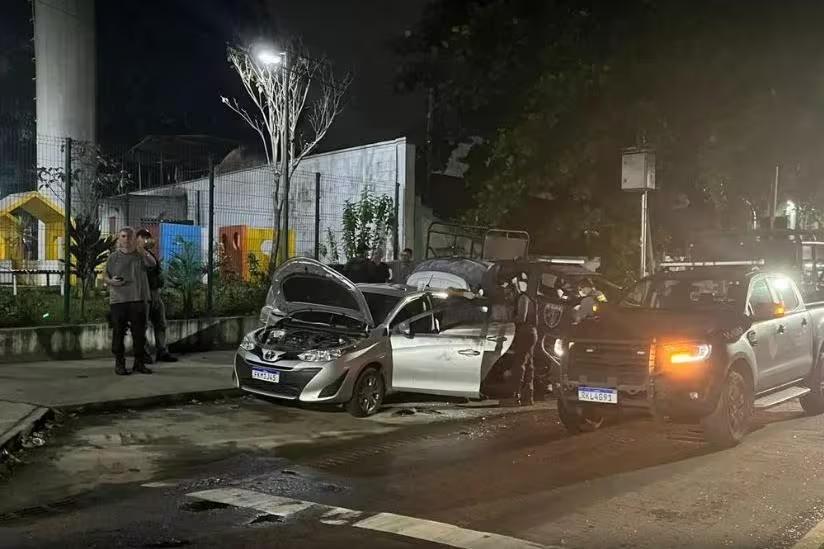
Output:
[554, 262, 824, 447]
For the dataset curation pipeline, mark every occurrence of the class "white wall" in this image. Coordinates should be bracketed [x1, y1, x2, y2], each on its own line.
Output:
[101, 137, 416, 262]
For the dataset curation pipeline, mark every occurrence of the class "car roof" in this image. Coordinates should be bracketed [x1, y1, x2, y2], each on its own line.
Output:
[652, 267, 758, 280]
[356, 283, 421, 297]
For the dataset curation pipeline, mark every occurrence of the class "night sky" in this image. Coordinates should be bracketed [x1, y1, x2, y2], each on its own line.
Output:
[4, 0, 429, 151]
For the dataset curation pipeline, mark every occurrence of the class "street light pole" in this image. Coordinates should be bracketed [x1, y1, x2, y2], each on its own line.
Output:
[280, 53, 291, 263]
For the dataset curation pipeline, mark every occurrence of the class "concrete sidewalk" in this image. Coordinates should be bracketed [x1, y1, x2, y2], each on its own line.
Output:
[0, 350, 238, 457]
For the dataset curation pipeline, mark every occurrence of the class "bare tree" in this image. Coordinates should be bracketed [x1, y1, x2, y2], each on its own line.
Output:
[221, 41, 351, 265]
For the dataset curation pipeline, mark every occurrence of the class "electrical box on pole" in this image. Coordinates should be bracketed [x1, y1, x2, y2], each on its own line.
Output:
[621, 148, 656, 277]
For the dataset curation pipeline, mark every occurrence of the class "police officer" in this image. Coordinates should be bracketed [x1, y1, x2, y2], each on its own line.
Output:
[511, 272, 538, 405]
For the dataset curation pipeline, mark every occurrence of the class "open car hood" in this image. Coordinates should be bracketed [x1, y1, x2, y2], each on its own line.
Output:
[268, 258, 374, 327]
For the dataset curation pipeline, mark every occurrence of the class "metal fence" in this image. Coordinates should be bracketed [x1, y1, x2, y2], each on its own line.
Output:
[0, 132, 403, 323]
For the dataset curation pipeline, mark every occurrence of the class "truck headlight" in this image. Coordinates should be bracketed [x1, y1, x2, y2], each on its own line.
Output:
[553, 338, 565, 357]
[239, 334, 257, 351]
[298, 348, 344, 362]
[663, 342, 712, 364]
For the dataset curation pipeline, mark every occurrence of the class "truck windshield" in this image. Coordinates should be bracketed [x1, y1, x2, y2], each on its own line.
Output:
[620, 276, 747, 311]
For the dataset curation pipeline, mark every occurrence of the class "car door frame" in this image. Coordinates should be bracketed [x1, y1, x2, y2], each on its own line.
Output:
[746, 274, 786, 391]
[765, 275, 814, 385]
[387, 294, 486, 397]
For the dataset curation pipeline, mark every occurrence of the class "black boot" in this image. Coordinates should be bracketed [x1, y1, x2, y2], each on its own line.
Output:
[132, 362, 153, 374]
[156, 352, 178, 363]
[115, 358, 129, 376]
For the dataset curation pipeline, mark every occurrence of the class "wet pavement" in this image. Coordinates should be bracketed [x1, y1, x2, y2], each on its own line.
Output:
[1, 396, 824, 548]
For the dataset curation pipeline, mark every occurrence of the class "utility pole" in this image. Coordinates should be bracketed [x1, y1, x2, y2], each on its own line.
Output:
[771, 164, 780, 230]
[206, 156, 215, 315]
[279, 53, 291, 263]
[63, 138, 72, 322]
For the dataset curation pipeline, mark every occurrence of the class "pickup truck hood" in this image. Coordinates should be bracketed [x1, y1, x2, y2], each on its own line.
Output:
[570, 307, 750, 342]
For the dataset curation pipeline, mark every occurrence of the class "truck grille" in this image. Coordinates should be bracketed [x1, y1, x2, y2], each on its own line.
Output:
[567, 340, 651, 387]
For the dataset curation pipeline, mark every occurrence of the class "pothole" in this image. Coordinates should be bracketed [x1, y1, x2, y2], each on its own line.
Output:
[143, 539, 191, 548]
[179, 500, 230, 513]
[247, 513, 283, 526]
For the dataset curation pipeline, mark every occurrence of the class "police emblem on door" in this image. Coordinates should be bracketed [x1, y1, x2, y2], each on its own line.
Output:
[543, 303, 563, 329]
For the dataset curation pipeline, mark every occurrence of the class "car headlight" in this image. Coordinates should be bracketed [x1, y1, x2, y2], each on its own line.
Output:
[553, 338, 565, 357]
[239, 333, 257, 351]
[298, 348, 344, 362]
[662, 342, 712, 364]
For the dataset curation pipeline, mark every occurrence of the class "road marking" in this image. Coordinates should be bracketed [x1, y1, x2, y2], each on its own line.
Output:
[142, 481, 177, 488]
[353, 512, 550, 549]
[792, 515, 824, 549]
[187, 488, 557, 549]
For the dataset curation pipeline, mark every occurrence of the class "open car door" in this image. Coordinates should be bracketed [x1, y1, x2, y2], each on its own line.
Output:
[388, 294, 490, 398]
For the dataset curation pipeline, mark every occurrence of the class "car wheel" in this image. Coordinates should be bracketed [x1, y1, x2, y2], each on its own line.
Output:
[557, 399, 606, 435]
[801, 350, 824, 415]
[701, 369, 752, 448]
[346, 367, 385, 417]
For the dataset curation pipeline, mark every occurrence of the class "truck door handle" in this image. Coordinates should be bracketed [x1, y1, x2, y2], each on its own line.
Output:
[777, 324, 785, 335]
[457, 349, 481, 356]
[486, 336, 507, 342]
[802, 318, 809, 327]
[747, 330, 758, 346]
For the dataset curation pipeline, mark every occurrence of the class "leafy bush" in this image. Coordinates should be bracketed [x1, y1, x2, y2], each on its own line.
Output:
[165, 237, 204, 318]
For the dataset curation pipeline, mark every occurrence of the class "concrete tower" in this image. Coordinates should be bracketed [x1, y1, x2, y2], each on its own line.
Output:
[34, 0, 96, 176]
[33, 0, 96, 261]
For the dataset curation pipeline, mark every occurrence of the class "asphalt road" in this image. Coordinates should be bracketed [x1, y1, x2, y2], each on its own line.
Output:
[2, 396, 824, 548]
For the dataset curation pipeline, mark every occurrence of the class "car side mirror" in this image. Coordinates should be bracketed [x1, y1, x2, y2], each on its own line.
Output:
[752, 302, 784, 321]
[396, 320, 414, 338]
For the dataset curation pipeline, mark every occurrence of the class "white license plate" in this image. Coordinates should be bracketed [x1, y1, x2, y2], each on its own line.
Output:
[578, 386, 618, 404]
[251, 368, 280, 384]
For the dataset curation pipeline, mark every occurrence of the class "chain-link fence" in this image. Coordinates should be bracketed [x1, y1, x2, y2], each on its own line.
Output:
[0, 133, 406, 326]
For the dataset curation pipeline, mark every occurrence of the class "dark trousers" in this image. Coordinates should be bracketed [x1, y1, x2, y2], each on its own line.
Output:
[111, 301, 147, 365]
[512, 325, 538, 402]
[145, 294, 168, 357]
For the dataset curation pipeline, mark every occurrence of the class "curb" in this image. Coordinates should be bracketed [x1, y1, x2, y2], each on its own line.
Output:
[55, 388, 244, 415]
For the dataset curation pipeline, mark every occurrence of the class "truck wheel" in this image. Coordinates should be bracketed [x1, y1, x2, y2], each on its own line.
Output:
[346, 367, 385, 417]
[801, 351, 824, 415]
[701, 369, 752, 448]
[557, 399, 606, 434]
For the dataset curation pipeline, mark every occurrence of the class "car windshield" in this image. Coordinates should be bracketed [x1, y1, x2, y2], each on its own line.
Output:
[363, 291, 402, 324]
[620, 276, 747, 310]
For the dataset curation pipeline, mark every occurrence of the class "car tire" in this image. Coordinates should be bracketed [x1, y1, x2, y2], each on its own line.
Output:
[701, 369, 752, 448]
[557, 399, 606, 435]
[346, 367, 385, 417]
[801, 350, 824, 416]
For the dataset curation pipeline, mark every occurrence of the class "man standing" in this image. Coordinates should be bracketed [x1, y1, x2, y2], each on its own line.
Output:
[344, 244, 375, 283]
[507, 273, 538, 406]
[371, 247, 391, 283]
[136, 229, 177, 364]
[398, 247, 414, 282]
[104, 227, 154, 375]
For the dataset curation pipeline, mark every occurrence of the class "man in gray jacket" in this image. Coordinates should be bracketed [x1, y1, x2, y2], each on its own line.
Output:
[104, 227, 155, 375]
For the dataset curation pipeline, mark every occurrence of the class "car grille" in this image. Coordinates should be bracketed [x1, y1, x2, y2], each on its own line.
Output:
[236, 356, 321, 398]
[567, 340, 651, 387]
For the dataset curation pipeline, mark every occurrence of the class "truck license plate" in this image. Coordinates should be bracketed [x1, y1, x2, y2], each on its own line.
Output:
[252, 368, 280, 384]
[578, 386, 618, 404]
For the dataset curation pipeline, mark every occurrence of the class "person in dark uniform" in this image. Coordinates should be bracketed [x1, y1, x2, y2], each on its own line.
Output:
[136, 229, 177, 364]
[344, 244, 376, 283]
[511, 272, 538, 405]
[371, 247, 391, 283]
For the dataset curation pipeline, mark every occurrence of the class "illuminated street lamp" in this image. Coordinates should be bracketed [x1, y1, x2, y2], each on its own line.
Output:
[255, 47, 284, 66]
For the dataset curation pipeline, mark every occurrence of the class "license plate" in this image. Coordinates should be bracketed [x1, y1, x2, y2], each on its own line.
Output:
[251, 368, 280, 384]
[578, 386, 618, 404]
